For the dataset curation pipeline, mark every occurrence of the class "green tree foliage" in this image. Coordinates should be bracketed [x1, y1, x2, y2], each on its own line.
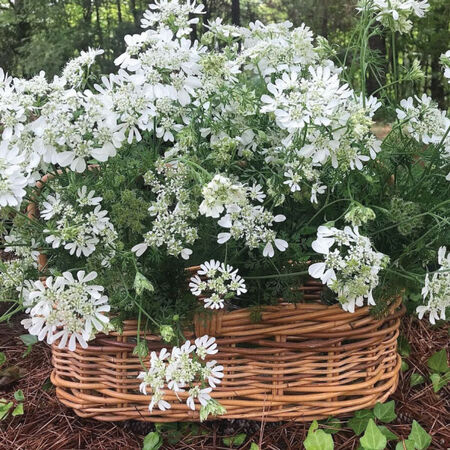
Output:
[0, 0, 448, 106]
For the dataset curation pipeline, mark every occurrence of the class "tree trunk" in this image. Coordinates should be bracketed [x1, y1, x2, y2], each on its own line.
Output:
[231, 0, 240, 26]
[129, 0, 139, 28]
[83, 0, 93, 24]
[430, 57, 445, 109]
[321, 0, 328, 39]
[116, 0, 122, 23]
[95, 0, 103, 46]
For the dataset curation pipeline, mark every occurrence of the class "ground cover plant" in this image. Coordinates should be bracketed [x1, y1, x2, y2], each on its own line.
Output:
[0, 0, 449, 444]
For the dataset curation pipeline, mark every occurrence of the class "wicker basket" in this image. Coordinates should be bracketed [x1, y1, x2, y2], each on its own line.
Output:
[51, 280, 404, 422]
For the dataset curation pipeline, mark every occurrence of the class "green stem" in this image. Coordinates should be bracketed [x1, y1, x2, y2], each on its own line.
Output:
[244, 270, 309, 280]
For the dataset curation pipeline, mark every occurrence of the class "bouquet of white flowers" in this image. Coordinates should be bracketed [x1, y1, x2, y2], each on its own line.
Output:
[0, 0, 449, 416]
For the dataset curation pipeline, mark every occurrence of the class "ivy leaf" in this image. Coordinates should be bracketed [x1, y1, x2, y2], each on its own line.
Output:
[14, 389, 24, 402]
[409, 420, 431, 450]
[0, 400, 13, 420]
[249, 444, 259, 450]
[142, 431, 162, 450]
[360, 419, 387, 450]
[322, 417, 342, 434]
[223, 433, 246, 447]
[374, 401, 397, 423]
[397, 335, 411, 357]
[19, 334, 38, 358]
[348, 409, 375, 435]
[430, 372, 450, 393]
[12, 403, 24, 416]
[0, 352, 6, 367]
[378, 426, 398, 441]
[304, 420, 334, 450]
[410, 373, 425, 388]
[427, 349, 448, 374]
[401, 360, 409, 372]
[395, 440, 415, 450]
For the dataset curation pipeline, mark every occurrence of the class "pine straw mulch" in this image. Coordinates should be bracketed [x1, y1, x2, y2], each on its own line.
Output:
[0, 315, 448, 450]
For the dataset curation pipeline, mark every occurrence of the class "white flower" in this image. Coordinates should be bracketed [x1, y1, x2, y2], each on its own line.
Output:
[309, 225, 388, 312]
[203, 360, 224, 388]
[138, 335, 222, 413]
[186, 386, 212, 411]
[62, 48, 104, 87]
[417, 246, 450, 324]
[195, 335, 218, 359]
[0, 144, 29, 208]
[441, 50, 450, 80]
[365, 0, 430, 34]
[199, 174, 247, 218]
[21, 271, 110, 351]
[190, 261, 246, 309]
[77, 186, 102, 206]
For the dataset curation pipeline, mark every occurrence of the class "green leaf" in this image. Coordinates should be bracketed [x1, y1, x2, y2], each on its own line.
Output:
[397, 335, 411, 357]
[374, 401, 397, 423]
[430, 372, 450, 393]
[42, 377, 54, 391]
[142, 431, 162, 450]
[360, 419, 387, 450]
[322, 417, 342, 434]
[249, 444, 259, 450]
[427, 349, 448, 374]
[134, 272, 155, 296]
[223, 433, 247, 447]
[348, 410, 375, 436]
[378, 426, 398, 441]
[401, 360, 409, 372]
[409, 420, 431, 450]
[133, 340, 149, 359]
[0, 400, 13, 420]
[14, 390, 24, 402]
[410, 373, 425, 388]
[19, 334, 38, 346]
[19, 334, 38, 357]
[12, 403, 24, 416]
[304, 421, 334, 450]
[0, 352, 6, 367]
[395, 440, 415, 450]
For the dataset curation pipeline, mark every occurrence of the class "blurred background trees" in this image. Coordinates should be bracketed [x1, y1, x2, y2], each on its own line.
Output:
[0, 0, 448, 107]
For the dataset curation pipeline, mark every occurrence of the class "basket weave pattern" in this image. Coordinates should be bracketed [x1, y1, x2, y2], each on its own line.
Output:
[51, 281, 404, 422]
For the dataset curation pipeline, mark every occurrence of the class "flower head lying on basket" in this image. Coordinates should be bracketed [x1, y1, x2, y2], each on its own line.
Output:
[309, 226, 390, 313]
[138, 336, 223, 413]
[189, 260, 247, 309]
[21, 271, 110, 351]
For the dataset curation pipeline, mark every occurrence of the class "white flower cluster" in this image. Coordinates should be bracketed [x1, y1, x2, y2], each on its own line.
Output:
[200, 174, 288, 257]
[309, 226, 389, 312]
[21, 271, 110, 351]
[396, 94, 450, 180]
[61, 48, 104, 88]
[417, 247, 450, 324]
[42, 186, 117, 265]
[132, 162, 198, 260]
[138, 335, 223, 412]
[0, 232, 39, 299]
[362, 0, 430, 34]
[141, 0, 205, 37]
[0, 61, 125, 206]
[189, 260, 247, 309]
[239, 21, 318, 78]
[440, 50, 450, 80]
